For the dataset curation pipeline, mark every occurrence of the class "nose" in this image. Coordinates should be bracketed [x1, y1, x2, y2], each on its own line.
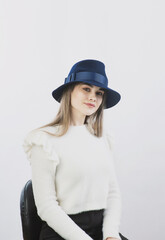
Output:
[89, 91, 96, 101]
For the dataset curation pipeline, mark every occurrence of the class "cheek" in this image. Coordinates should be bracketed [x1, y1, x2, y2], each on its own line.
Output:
[97, 97, 103, 107]
[71, 90, 83, 107]
[75, 91, 86, 102]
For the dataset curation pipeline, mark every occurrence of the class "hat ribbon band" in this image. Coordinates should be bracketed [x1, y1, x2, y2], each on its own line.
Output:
[65, 71, 108, 86]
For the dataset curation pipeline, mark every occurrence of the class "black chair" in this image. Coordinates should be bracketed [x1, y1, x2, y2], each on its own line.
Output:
[20, 180, 129, 240]
[20, 180, 43, 240]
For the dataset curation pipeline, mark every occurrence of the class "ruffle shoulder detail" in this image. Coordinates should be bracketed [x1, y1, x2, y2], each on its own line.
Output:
[23, 126, 60, 164]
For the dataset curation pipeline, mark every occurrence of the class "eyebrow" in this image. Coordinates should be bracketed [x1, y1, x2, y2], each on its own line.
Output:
[82, 83, 105, 91]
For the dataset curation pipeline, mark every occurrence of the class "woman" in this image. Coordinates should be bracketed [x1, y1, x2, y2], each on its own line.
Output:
[23, 59, 128, 240]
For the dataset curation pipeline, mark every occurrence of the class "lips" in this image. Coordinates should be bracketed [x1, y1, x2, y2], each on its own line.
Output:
[84, 103, 95, 107]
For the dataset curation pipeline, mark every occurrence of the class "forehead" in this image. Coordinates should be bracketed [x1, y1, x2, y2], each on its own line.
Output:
[80, 83, 104, 91]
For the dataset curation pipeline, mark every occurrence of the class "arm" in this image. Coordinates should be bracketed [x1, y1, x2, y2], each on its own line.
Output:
[30, 145, 93, 240]
[102, 133, 122, 240]
[102, 169, 122, 240]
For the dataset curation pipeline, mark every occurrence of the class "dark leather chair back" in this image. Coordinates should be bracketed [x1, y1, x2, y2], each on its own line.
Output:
[20, 180, 43, 240]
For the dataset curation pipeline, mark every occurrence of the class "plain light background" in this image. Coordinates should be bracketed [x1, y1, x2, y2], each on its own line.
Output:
[0, 0, 164, 239]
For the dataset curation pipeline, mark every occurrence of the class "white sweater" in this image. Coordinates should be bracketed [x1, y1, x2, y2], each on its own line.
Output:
[23, 124, 122, 240]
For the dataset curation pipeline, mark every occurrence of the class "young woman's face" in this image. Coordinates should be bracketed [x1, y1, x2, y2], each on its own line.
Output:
[71, 83, 105, 117]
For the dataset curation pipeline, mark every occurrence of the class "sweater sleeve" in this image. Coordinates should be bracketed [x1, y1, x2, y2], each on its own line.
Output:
[23, 130, 93, 240]
[102, 132, 122, 240]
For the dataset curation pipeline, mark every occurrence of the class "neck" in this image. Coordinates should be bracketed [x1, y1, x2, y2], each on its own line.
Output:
[70, 109, 86, 126]
[70, 119, 85, 126]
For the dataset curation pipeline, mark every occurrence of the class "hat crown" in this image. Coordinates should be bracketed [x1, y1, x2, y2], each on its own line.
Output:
[68, 59, 107, 79]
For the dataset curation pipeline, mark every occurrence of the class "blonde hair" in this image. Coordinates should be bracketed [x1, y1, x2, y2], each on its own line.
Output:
[39, 82, 106, 137]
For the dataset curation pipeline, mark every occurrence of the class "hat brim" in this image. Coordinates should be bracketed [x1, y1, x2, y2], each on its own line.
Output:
[52, 80, 121, 109]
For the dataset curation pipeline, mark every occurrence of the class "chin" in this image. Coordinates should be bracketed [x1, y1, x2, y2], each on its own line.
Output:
[82, 107, 97, 116]
[85, 111, 96, 116]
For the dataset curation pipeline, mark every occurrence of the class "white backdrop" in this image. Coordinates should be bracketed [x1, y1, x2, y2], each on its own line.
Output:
[0, 0, 164, 239]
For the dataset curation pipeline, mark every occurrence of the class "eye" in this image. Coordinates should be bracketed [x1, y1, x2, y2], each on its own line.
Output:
[96, 91, 104, 96]
[83, 87, 90, 92]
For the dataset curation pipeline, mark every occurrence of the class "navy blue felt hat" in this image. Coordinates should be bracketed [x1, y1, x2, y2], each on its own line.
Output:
[52, 59, 121, 109]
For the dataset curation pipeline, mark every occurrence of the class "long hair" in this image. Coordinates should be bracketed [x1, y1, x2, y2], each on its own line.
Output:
[38, 82, 106, 137]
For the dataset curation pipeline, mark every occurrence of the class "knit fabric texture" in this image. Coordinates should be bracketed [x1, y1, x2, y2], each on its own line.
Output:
[23, 124, 122, 240]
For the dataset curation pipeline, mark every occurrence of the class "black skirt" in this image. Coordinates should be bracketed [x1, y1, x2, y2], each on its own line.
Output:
[39, 209, 128, 240]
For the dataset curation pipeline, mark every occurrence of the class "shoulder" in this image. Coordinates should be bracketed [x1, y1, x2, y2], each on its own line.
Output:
[25, 125, 59, 139]
[23, 125, 60, 162]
